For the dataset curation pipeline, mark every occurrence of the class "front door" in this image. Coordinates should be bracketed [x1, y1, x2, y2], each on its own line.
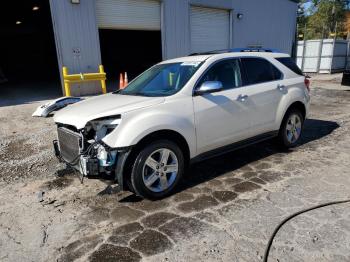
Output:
[193, 59, 253, 155]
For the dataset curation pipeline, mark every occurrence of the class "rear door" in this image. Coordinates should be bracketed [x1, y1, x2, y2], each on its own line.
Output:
[239, 57, 286, 135]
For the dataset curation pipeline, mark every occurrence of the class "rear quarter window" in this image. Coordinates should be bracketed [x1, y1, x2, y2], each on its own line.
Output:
[276, 57, 303, 76]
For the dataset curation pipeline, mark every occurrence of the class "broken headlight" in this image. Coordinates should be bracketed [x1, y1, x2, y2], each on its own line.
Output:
[85, 115, 121, 141]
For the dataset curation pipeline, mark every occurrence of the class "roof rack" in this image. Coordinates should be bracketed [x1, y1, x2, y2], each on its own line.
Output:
[230, 48, 280, 53]
[189, 48, 280, 56]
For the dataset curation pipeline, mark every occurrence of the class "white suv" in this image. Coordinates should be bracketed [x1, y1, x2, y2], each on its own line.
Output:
[53, 49, 310, 199]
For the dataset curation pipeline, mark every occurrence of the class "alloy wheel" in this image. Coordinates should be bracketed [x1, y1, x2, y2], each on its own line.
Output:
[142, 148, 179, 193]
[285, 113, 302, 144]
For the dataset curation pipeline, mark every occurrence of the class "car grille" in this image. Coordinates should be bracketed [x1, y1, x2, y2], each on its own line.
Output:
[57, 127, 81, 163]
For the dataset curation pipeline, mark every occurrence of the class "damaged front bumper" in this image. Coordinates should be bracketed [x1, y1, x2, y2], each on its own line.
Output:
[53, 134, 131, 190]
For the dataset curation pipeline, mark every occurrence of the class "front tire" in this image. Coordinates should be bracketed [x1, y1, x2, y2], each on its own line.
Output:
[130, 140, 184, 199]
[278, 109, 304, 148]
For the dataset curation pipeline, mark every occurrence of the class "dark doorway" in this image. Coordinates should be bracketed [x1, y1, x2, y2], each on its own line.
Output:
[0, 0, 61, 104]
[0, 0, 59, 83]
[99, 29, 162, 91]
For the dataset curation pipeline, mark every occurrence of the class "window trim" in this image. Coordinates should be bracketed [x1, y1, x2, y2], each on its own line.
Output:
[192, 57, 243, 96]
[193, 56, 284, 96]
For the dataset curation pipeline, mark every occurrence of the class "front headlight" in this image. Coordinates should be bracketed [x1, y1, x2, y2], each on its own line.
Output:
[87, 115, 121, 141]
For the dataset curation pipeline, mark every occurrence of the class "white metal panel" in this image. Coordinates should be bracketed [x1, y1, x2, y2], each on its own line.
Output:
[321, 40, 334, 56]
[298, 39, 349, 73]
[96, 0, 161, 30]
[296, 58, 302, 69]
[305, 41, 320, 57]
[303, 58, 318, 73]
[190, 6, 230, 53]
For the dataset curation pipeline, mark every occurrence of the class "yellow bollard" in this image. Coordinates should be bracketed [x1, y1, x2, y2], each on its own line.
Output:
[62, 65, 107, 95]
[62, 67, 71, 97]
[99, 65, 107, 94]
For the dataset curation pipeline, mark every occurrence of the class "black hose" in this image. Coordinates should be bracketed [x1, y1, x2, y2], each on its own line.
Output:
[263, 199, 350, 262]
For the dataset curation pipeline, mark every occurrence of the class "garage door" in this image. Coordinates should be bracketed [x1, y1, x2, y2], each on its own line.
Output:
[96, 0, 160, 30]
[190, 6, 230, 53]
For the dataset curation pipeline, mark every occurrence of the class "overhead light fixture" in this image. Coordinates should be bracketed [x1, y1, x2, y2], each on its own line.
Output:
[32, 6, 40, 11]
[71, 0, 80, 4]
[237, 13, 243, 20]
[16, 21, 22, 25]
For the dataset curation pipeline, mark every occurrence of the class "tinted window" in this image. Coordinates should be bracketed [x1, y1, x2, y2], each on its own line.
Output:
[276, 57, 303, 76]
[197, 59, 242, 90]
[241, 58, 282, 85]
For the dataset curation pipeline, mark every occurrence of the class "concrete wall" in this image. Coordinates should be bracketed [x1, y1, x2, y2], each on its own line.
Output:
[50, 0, 297, 95]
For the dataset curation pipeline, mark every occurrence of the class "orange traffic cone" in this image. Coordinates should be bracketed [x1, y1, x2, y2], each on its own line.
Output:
[119, 73, 124, 89]
[124, 72, 128, 87]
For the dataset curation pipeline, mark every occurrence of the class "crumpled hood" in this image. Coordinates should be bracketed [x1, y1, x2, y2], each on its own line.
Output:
[54, 93, 165, 129]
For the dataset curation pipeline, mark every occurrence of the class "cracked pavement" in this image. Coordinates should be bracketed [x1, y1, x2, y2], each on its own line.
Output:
[0, 76, 350, 261]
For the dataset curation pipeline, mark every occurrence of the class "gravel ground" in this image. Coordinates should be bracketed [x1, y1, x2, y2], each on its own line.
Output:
[0, 76, 350, 261]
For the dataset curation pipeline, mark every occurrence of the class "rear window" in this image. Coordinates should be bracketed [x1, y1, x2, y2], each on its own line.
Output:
[241, 58, 282, 85]
[276, 57, 303, 76]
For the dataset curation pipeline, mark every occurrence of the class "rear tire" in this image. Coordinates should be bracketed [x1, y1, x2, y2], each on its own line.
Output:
[130, 140, 184, 199]
[278, 109, 304, 148]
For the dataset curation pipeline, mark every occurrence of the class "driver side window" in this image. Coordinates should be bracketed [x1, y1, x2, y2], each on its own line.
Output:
[197, 59, 242, 90]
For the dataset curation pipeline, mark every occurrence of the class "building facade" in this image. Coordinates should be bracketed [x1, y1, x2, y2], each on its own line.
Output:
[49, 0, 298, 95]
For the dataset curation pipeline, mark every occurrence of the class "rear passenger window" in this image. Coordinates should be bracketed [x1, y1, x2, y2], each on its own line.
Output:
[241, 58, 282, 85]
[276, 57, 303, 76]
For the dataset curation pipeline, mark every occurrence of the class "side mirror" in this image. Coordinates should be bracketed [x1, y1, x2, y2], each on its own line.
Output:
[195, 81, 223, 95]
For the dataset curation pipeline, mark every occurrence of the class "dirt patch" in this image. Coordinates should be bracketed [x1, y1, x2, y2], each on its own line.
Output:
[0, 139, 36, 161]
[89, 244, 141, 262]
[212, 191, 238, 203]
[108, 222, 144, 246]
[129, 229, 173, 256]
[41, 176, 74, 190]
[177, 195, 219, 213]
[141, 212, 178, 228]
[233, 181, 261, 193]
[110, 206, 145, 223]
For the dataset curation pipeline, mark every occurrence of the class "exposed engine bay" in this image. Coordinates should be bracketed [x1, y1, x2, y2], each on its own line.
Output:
[53, 115, 130, 188]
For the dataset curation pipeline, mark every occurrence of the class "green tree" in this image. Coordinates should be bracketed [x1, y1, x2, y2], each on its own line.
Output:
[297, 0, 309, 39]
[304, 0, 348, 39]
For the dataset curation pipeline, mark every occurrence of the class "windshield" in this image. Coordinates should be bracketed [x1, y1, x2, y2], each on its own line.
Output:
[116, 62, 202, 97]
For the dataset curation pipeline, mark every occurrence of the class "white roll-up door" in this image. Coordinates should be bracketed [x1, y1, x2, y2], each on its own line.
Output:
[96, 0, 161, 30]
[190, 6, 230, 53]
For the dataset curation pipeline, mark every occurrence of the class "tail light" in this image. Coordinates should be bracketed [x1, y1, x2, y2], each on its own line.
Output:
[304, 76, 310, 92]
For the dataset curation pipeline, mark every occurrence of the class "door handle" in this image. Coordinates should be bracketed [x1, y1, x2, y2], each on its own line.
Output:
[277, 84, 285, 91]
[237, 94, 248, 102]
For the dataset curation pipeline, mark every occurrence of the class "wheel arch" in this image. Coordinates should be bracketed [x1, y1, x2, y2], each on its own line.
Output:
[285, 101, 306, 120]
[122, 129, 191, 189]
[279, 101, 306, 131]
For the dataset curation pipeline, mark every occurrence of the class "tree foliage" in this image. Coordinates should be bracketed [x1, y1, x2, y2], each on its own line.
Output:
[298, 0, 349, 39]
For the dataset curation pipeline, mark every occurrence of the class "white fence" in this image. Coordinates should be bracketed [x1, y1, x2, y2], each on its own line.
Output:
[296, 39, 349, 74]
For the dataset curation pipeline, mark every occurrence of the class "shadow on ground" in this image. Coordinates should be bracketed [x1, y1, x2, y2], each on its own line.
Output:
[121, 118, 339, 203]
[0, 81, 61, 107]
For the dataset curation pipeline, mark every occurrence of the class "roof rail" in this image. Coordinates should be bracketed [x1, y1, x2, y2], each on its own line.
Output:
[230, 48, 280, 53]
[189, 48, 280, 56]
